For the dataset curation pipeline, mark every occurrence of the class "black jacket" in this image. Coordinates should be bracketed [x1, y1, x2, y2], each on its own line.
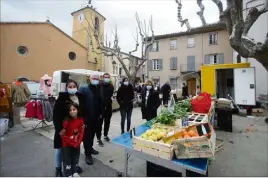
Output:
[79, 84, 104, 125]
[141, 88, 160, 110]
[141, 88, 160, 120]
[53, 91, 84, 149]
[116, 84, 134, 109]
[182, 86, 189, 97]
[161, 84, 171, 98]
[101, 83, 114, 106]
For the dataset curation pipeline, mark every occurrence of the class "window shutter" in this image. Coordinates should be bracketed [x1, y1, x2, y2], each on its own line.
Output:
[159, 59, 163, 70]
[204, 55, 210, 64]
[174, 57, 177, 70]
[147, 60, 152, 71]
[170, 58, 172, 70]
[217, 53, 224, 64]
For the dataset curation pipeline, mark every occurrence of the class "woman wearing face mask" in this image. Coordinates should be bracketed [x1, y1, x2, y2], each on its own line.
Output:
[141, 80, 161, 121]
[53, 79, 84, 177]
[116, 78, 134, 134]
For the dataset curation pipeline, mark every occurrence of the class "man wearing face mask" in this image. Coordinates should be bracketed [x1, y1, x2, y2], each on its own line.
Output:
[141, 80, 161, 121]
[79, 73, 103, 165]
[116, 78, 134, 134]
[96, 73, 114, 146]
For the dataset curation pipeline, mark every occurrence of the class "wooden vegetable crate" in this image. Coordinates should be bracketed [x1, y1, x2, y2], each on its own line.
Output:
[132, 136, 174, 160]
[172, 123, 216, 159]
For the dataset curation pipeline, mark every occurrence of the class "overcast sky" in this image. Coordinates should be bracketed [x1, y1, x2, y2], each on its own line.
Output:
[1, 0, 226, 57]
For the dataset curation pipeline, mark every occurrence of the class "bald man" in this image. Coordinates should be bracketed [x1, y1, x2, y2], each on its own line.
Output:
[79, 73, 103, 165]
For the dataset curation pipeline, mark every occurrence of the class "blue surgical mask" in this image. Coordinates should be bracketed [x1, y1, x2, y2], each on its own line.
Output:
[104, 78, 110, 83]
[91, 80, 99, 85]
[146, 86, 152, 90]
[67, 88, 77, 95]
[124, 81, 129, 86]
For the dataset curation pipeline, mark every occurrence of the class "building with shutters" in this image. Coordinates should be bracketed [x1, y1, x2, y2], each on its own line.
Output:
[146, 23, 233, 95]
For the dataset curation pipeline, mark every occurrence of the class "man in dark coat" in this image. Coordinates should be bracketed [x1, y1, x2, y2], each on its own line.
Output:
[97, 73, 114, 146]
[161, 81, 171, 106]
[79, 73, 103, 165]
[182, 83, 189, 99]
[116, 78, 134, 134]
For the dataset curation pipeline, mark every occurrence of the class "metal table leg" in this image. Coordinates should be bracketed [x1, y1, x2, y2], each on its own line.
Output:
[181, 168, 186, 177]
[124, 149, 129, 177]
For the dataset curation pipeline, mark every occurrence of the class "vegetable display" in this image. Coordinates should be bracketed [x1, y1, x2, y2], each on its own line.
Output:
[152, 99, 192, 126]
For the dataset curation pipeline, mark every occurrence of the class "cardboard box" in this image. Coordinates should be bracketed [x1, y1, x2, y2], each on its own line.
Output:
[252, 108, 264, 116]
[172, 123, 216, 159]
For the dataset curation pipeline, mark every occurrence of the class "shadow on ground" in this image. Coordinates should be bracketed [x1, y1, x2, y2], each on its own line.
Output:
[0, 131, 119, 177]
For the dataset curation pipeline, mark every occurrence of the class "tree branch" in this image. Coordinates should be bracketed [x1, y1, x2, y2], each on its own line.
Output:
[212, 0, 224, 14]
[128, 27, 139, 56]
[197, 0, 207, 25]
[243, 1, 268, 36]
[175, 0, 191, 30]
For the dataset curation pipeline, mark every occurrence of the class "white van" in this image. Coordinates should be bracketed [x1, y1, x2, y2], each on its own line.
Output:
[52, 69, 118, 97]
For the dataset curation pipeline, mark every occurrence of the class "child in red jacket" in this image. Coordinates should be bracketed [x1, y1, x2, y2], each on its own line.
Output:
[60, 102, 84, 177]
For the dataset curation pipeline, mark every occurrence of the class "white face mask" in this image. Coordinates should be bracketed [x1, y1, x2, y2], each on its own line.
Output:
[124, 81, 129, 86]
[146, 85, 152, 90]
[67, 88, 77, 95]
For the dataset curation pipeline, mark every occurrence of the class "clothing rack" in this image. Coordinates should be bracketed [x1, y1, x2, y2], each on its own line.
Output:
[27, 96, 53, 131]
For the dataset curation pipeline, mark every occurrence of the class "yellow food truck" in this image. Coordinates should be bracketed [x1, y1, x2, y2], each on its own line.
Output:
[200, 63, 256, 106]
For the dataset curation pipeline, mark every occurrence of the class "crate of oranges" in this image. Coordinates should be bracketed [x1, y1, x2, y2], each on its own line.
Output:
[169, 123, 216, 159]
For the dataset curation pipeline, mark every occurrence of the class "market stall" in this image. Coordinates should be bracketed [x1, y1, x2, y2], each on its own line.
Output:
[112, 92, 216, 177]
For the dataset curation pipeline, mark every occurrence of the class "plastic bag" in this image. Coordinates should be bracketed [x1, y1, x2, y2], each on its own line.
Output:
[191, 92, 211, 113]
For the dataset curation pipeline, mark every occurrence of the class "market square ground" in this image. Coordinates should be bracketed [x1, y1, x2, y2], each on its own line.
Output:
[0, 108, 267, 177]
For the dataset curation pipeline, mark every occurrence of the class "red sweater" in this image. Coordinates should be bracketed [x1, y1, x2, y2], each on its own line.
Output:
[61, 117, 84, 148]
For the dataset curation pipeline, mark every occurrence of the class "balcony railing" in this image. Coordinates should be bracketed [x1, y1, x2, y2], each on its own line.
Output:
[180, 63, 202, 73]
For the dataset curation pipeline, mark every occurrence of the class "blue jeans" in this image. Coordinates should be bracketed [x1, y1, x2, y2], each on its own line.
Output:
[120, 107, 133, 133]
[55, 148, 62, 168]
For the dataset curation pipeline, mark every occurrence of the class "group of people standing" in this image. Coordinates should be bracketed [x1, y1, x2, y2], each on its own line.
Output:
[52, 73, 114, 177]
[52, 73, 181, 177]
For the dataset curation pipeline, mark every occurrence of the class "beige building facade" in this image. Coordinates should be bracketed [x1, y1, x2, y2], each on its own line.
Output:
[146, 23, 233, 94]
[0, 22, 88, 83]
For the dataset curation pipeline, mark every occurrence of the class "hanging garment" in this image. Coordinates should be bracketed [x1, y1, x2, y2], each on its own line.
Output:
[11, 82, 31, 107]
[36, 101, 44, 120]
[40, 74, 53, 96]
[0, 84, 10, 107]
[41, 100, 53, 122]
[25, 101, 37, 118]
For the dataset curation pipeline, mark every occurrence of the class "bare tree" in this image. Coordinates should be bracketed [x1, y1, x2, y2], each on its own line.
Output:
[82, 13, 155, 83]
[184, 0, 268, 71]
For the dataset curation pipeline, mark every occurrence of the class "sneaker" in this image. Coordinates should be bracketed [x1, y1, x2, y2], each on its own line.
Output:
[97, 140, 104, 147]
[104, 136, 110, 142]
[73, 173, 80, 177]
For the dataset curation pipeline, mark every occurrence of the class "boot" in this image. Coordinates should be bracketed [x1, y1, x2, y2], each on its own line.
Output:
[97, 139, 104, 147]
[55, 167, 63, 177]
[77, 166, 82, 174]
[90, 148, 99, 155]
[85, 155, 93, 165]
